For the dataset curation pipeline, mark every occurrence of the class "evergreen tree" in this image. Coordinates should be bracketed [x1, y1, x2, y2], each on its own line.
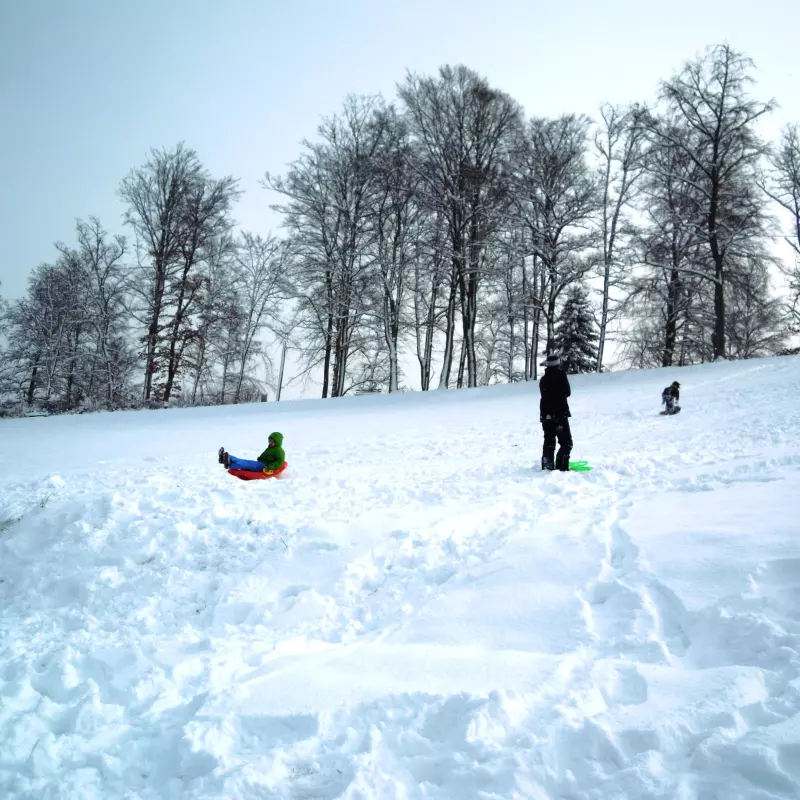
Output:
[555, 284, 598, 373]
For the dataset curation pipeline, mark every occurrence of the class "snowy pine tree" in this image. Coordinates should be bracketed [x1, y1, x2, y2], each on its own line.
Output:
[555, 284, 598, 373]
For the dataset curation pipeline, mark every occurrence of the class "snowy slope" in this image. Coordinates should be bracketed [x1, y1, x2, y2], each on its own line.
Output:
[1, 356, 800, 799]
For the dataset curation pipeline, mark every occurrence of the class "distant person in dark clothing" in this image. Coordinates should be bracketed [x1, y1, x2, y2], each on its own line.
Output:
[661, 381, 681, 415]
[539, 353, 572, 471]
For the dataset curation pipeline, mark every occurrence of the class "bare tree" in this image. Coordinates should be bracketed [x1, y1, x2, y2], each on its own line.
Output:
[365, 106, 419, 392]
[162, 168, 239, 402]
[232, 232, 288, 402]
[2, 294, 41, 405]
[4, 258, 83, 408]
[121, 143, 192, 402]
[216, 294, 245, 404]
[264, 96, 387, 398]
[594, 103, 645, 371]
[474, 300, 506, 386]
[762, 124, 800, 330]
[9, 46, 796, 414]
[182, 235, 237, 404]
[470, 228, 529, 384]
[120, 143, 239, 403]
[50, 252, 87, 408]
[412, 213, 449, 390]
[498, 232, 528, 383]
[630, 123, 707, 367]
[521, 240, 546, 380]
[0, 283, 11, 403]
[725, 256, 786, 358]
[64, 218, 132, 407]
[513, 114, 599, 354]
[639, 44, 775, 359]
[399, 65, 523, 389]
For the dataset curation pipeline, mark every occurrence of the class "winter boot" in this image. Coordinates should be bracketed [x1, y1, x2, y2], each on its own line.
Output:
[555, 451, 570, 472]
[541, 456, 554, 471]
[223, 451, 231, 469]
[218, 446, 225, 465]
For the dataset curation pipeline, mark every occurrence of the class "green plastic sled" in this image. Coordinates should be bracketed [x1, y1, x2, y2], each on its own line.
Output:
[568, 460, 593, 472]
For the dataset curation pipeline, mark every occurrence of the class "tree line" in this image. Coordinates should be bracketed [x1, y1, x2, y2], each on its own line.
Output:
[1, 43, 799, 414]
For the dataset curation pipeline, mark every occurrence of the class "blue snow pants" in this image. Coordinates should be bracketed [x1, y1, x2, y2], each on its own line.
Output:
[228, 455, 266, 472]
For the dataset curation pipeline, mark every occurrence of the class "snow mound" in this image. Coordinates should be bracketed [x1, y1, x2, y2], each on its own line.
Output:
[1, 356, 799, 798]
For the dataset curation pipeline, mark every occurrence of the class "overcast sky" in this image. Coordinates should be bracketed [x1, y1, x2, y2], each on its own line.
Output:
[1, 0, 798, 302]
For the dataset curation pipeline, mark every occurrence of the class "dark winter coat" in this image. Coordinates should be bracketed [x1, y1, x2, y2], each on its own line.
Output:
[662, 385, 680, 403]
[539, 367, 571, 421]
[257, 432, 286, 470]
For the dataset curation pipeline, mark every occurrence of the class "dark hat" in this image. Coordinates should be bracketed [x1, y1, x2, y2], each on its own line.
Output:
[541, 353, 561, 367]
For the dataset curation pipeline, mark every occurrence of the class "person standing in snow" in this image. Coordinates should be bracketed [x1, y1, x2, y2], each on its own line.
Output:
[218, 432, 286, 475]
[539, 353, 572, 471]
[661, 381, 681, 415]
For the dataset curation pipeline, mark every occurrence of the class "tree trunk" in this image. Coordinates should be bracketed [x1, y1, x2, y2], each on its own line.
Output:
[420, 328, 432, 390]
[276, 338, 287, 401]
[456, 336, 466, 389]
[335, 313, 354, 397]
[331, 296, 349, 398]
[457, 276, 468, 390]
[662, 269, 681, 367]
[64, 324, 82, 409]
[233, 316, 255, 404]
[233, 318, 256, 404]
[332, 264, 354, 398]
[26, 353, 40, 406]
[191, 336, 207, 404]
[463, 269, 479, 388]
[321, 270, 335, 398]
[708, 163, 726, 359]
[416, 271, 438, 391]
[597, 255, 612, 372]
[44, 321, 66, 402]
[461, 216, 482, 388]
[220, 346, 231, 404]
[98, 314, 115, 407]
[531, 308, 541, 381]
[414, 276, 428, 390]
[87, 342, 99, 403]
[143, 260, 167, 403]
[436, 264, 458, 389]
[522, 256, 531, 380]
[546, 276, 558, 353]
[507, 315, 516, 382]
[712, 276, 726, 358]
[528, 253, 541, 380]
[385, 224, 405, 394]
[385, 293, 400, 393]
[162, 254, 198, 403]
[321, 312, 334, 399]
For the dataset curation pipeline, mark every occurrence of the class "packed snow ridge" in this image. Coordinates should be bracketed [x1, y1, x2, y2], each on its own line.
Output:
[2, 356, 800, 799]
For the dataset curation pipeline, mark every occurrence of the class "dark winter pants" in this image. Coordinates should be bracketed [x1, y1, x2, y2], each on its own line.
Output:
[542, 418, 572, 471]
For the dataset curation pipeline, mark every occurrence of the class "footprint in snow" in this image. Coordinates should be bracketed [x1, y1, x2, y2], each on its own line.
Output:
[281, 584, 311, 599]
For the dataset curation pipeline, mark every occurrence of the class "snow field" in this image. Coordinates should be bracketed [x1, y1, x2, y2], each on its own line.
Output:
[1, 356, 800, 798]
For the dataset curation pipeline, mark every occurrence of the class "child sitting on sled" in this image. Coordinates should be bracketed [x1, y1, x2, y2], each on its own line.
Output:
[661, 381, 681, 415]
[218, 432, 287, 475]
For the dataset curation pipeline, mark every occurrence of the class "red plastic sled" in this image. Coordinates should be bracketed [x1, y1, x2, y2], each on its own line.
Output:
[228, 462, 289, 481]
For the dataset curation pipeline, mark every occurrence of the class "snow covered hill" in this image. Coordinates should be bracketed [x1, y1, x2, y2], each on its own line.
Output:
[2, 356, 800, 799]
